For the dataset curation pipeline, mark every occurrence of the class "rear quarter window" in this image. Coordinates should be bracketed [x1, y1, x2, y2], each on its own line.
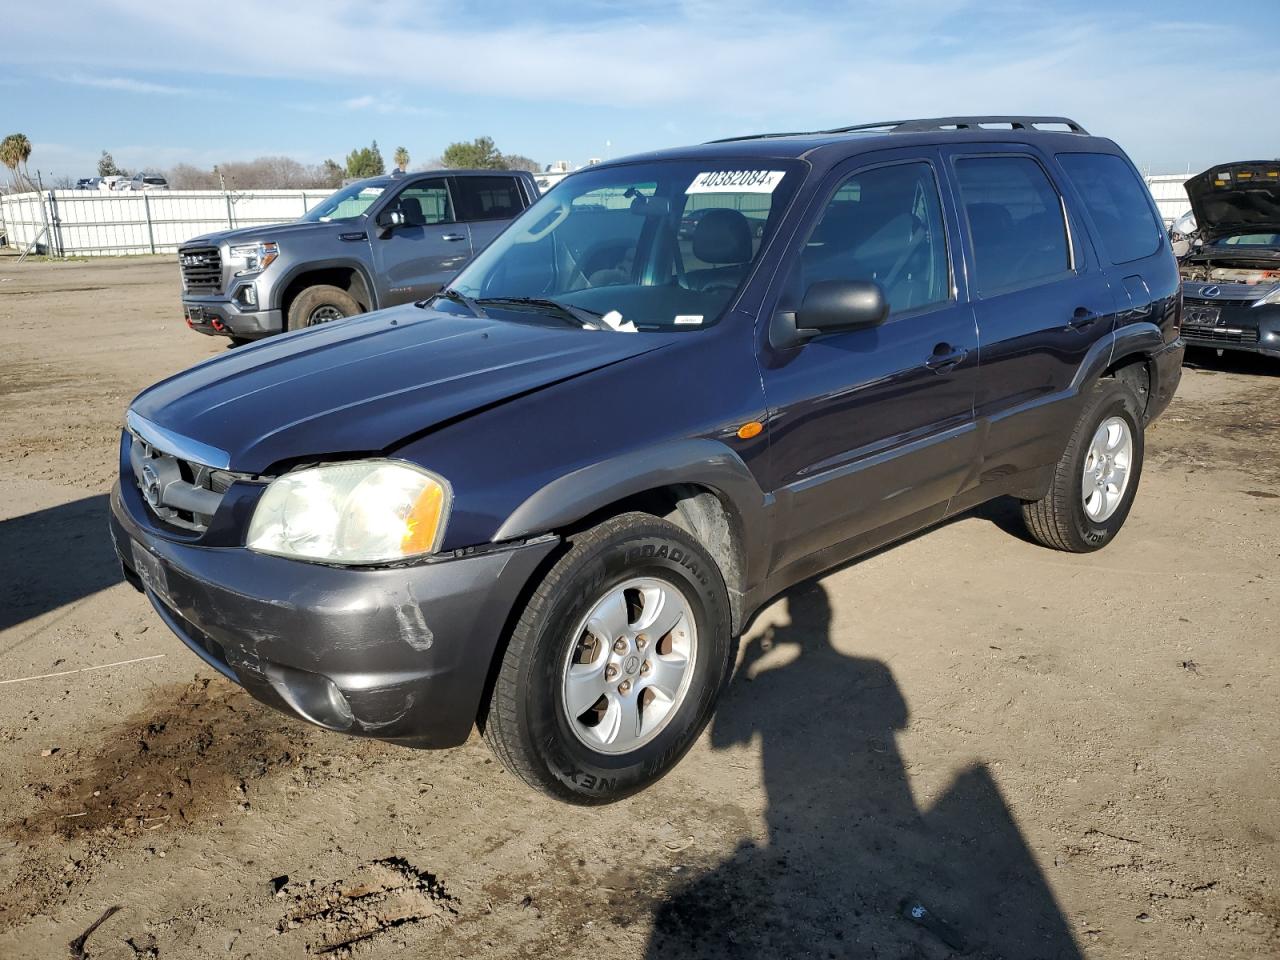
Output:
[1056, 153, 1162, 264]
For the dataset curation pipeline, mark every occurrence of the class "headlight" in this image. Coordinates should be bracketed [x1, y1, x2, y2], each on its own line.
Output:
[227, 241, 279, 277]
[1253, 284, 1280, 307]
[247, 460, 450, 565]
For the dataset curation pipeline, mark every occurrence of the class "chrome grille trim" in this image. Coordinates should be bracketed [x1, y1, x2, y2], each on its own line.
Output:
[126, 410, 231, 470]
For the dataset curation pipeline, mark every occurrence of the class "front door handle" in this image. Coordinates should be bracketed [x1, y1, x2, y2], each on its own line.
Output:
[924, 344, 968, 374]
[1069, 307, 1099, 331]
[441, 233, 467, 242]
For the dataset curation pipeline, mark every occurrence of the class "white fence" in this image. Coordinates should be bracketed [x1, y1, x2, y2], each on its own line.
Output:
[0, 189, 327, 257]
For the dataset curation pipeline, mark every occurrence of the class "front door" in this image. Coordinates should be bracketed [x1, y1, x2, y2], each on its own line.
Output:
[372, 178, 473, 305]
[760, 152, 979, 573]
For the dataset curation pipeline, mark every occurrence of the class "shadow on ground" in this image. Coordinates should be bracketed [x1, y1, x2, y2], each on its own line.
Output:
[646, 583, 1082, 959]
[0, 494, 121, 636]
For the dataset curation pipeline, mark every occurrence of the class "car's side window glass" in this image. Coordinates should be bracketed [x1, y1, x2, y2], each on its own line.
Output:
[799, 161, 950, 315]
[954, 156, 1070, 294]
[453, 176, 523, 222]
[393, 179, 453, 225]
[1056, 153, 1161, 264]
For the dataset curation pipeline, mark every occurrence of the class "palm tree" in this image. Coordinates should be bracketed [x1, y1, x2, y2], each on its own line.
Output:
[1, 133, 33, 190]
[393, 145, 410, 173]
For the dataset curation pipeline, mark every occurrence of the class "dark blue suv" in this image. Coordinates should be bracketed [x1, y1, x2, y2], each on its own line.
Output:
[111, 116, 1183, 803]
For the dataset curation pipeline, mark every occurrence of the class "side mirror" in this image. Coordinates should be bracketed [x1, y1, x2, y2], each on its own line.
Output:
[770, 280, 888, 348]
[375, 208, 405, 239]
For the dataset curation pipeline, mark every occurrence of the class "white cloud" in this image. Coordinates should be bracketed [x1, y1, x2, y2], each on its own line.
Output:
[60, 72, 193, 96]
[8, 1, 1280, 169]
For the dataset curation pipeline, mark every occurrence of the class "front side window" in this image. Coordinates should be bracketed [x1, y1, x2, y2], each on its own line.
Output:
[454, 176, 523, 221]
[954, 156, 1070, 294]
[797, 161, 950, 315]
[447, 160, 802, 331]
[392, 180, 453, 225]
[1056, 153, 1161, 263]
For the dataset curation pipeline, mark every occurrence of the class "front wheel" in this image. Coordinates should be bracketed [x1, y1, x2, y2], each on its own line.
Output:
[286, 284, 361, 331]
[482, 513, 733, 803]
[1021, 378, 1145, 552]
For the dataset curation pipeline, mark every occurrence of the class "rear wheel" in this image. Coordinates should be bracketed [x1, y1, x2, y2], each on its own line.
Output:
[286, 284, 361, 331]
[1021, 378, 1145, 552]
[482, 513, 732, 803]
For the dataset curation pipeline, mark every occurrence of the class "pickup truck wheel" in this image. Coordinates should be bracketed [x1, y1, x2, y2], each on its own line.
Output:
[286, 285, 361, 331]
[482, 512, 732, 804]
[1020, 378, 1144, 552]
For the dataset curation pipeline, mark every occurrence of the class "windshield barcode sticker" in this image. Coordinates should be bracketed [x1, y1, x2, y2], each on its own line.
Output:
[686, 170, 785, 194]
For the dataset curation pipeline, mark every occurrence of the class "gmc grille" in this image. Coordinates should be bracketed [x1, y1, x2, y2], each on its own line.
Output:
[179, 246, 222, 294]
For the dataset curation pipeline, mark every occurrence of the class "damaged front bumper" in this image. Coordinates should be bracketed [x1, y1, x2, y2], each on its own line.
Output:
[110, 477, 557, 747]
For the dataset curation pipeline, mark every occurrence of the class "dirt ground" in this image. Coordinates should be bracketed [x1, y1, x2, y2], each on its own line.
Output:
[1, 254, 1277, 960]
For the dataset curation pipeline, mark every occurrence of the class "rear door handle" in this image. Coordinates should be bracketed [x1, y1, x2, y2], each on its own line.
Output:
[924, 344, 968, 373]
[441, 233, 467, 242]
[1069, 307, 1099, 331]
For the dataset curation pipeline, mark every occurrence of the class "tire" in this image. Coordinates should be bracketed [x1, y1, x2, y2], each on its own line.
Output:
[286, 284, 362, 331]
[482, 512, 733, 804]
[1021, 378, 1145, 552]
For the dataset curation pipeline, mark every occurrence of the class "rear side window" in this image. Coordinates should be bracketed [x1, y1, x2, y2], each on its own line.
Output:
[954, 156, 1070, 294]
[453, 177, 524, 221]
[1056, 153, 1161, 263]
[799, 161, 950, 315]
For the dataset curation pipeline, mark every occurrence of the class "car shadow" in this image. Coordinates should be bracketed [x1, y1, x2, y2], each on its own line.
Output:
[646, 583, 1082, 959]
[0, 494, 122, 637]
[1182, 347, 1280, 377]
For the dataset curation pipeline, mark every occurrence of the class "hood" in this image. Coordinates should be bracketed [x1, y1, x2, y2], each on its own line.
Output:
[129, 305, 671, 473]
[1185, 162, 1280, 243]
[183, 219, 346, 248]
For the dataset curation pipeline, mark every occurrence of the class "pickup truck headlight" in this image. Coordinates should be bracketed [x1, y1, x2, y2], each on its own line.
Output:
[247, 460, 450, 564]
[227, 241, 279, 277]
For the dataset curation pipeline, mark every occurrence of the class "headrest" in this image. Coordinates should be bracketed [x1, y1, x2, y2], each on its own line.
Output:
[692, 208, 753, 265]
[399, 196, 426, 226]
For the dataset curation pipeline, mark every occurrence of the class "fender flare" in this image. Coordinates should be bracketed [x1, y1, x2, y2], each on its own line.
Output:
[270, 258, 379, 313]
[492, 438, 773, 597]
[1071, 321, 1164, 392]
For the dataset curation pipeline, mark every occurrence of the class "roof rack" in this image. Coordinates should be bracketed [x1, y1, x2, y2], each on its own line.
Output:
[709, 116, 1089, 144]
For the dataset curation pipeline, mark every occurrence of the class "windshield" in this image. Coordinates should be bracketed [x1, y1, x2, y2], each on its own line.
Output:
[446, 159, 803, 331]
[1210, 232, 1280, 248]
[301, 180, 390, 223]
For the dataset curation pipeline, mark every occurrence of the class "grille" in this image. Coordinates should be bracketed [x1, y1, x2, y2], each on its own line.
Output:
[129, 433, 233, 533]
[1182, 324, 1259, 344]
[179, 246, 222, 293]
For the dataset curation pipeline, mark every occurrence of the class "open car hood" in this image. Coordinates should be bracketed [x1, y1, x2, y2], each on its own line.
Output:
[1185, 162, 1280, 243]
[129, 304, 670, 474]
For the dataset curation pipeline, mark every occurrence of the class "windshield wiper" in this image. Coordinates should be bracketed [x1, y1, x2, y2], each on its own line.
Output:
[425, 287, 488, 318]
[476, 296, 603, 328]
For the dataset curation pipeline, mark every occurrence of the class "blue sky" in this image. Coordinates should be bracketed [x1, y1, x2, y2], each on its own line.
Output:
[4, 0, 1278, 181]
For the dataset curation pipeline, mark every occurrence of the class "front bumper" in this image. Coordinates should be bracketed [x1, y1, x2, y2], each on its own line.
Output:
[1181, 297, 1280, 358]
[183, 296, 283, 340]
[110, 478, 558, 747]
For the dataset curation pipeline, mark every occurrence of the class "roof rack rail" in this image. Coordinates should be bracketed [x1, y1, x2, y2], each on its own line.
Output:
[708, 115, 1089, 144]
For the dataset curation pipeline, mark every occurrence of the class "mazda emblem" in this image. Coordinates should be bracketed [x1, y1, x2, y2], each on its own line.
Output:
[140, 463, 162, 507]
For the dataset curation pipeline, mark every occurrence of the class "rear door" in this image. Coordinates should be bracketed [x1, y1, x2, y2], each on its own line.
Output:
[760, 150, 979, 572]
[941, 146, 1117, 492]
[1054, 150, 1179, 346]
[452, 175, 529, 254]
[371, 177, 472, 305]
